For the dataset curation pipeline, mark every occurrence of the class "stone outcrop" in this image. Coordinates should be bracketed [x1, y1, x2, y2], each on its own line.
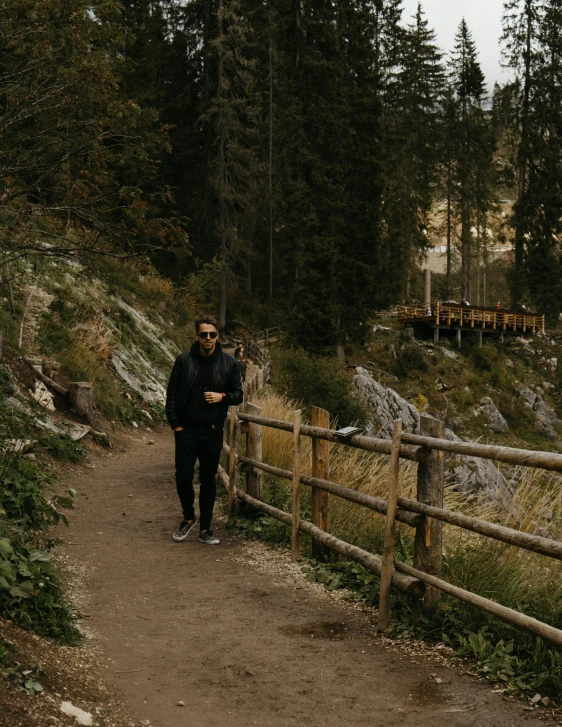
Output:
[517, 386, 559, 439]
[444, 429, 513, 507]
[353, 367, 420, 438]
[353, 367, 512, 505]
[479, 396, 509, 433]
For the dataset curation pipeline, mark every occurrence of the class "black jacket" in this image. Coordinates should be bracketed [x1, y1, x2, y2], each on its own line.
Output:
[165, 342, 243, 430]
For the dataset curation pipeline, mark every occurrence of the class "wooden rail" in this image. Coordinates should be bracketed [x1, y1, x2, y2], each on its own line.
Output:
[222, 406, 562, 646]
[241, 337, 272, 398]
[397, 303, 545, 334]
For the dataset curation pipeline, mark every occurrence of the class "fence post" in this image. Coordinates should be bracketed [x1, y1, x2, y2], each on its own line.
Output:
[228, 407, 239, 518]
[292, 410, 302, 562]
[378, 419, 403, 631]
[245, 402, 263, 501]
[311, 406, 330, 562]
[414, 414, 445, 614]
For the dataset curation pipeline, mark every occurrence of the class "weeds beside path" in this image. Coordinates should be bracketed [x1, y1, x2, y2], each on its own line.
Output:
[58, 427, 556, 727]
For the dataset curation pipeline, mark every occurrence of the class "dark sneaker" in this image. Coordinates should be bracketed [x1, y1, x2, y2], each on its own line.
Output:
[199, 530, 220, 545]
[172, 518, 197, 541]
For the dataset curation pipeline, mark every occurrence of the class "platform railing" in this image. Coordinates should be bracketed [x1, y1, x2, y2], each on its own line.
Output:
[397, 303, 545, 334]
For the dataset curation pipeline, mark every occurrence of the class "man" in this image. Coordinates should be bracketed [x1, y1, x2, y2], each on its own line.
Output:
[166, 314, 243, 544]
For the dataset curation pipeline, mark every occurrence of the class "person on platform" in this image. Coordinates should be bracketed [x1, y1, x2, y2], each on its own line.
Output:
[165, 314, 243, 545]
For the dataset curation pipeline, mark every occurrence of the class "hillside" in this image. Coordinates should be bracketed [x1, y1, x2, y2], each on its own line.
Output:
[351, 313, 562, 452]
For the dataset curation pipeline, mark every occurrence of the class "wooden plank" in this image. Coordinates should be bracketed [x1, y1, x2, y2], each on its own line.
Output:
[378, 419, 403, 631]
[401, 431, 562, 473]
[235, 453, 421, 527]
[245, 402, 263, 500]
[228, 408, 239, 518]
[237, 412, 427, 462]
[292, 410, 302, 562]
[397, 495, 562, 561]
[414, 415, 445, 612]
[395, 561, 562, 646]
[231, 487, 425, 598]
[311, 406, 331, 561]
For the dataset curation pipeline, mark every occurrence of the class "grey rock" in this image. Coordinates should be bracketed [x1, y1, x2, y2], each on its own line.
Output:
[441, 348, 460, 361]
[517, 386, 559, 439]
[353, 367, 420, 438]
[445, 429, 513, 506]
[479, 396, 509, 433]
[505, 358, 514, 368]
[353, 368, 512, 506]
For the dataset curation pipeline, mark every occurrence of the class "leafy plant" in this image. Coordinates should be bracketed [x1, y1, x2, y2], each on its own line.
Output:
[1, 458, 75, 531]
[227, 513, 291, 545]
[0, 636, 45, 695]
[0, 535, 78, 642]
[40, 434, 87, 464]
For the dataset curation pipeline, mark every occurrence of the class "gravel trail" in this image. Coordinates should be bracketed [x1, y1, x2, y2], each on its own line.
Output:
[63, 427, 554, 727]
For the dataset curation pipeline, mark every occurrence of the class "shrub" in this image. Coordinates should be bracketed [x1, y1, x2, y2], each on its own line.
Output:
[0, 532, 78, 642]
[391, 343, 429, 380]
[40, 434, 87, 464]
[270, 347, 367, 426]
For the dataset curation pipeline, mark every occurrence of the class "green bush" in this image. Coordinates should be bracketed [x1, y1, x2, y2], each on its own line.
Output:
[391, 342, 429, 380]
[271, 347, 367, 426]
[0, 534, 78, 642]
[40, 434, 87, 463]
[1, 457, 75, 531]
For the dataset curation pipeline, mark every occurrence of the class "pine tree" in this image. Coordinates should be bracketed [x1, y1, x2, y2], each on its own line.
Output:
[501, 0, 547, 304]
[448, 19, 488, 301]
[0, 0, 172, 267]
[380, 3, 445, 301]
[518, 0, 562, 317]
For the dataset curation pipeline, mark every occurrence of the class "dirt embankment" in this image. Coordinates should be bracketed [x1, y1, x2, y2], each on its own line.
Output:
[2, 427, 560, 727]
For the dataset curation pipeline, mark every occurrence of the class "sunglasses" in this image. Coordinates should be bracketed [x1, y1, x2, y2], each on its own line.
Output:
[198, 331, 218, 339]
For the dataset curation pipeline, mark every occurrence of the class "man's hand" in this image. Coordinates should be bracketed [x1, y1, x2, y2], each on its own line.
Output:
[204, 391, 224, 404]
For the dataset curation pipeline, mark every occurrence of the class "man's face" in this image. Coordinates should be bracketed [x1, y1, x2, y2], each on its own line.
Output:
[197, 323, 218, 355]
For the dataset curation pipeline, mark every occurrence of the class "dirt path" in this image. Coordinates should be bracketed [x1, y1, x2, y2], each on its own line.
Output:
[62, 428, 553, 727]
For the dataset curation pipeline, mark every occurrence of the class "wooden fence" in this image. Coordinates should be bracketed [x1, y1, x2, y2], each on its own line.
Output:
[220, 407, 562, 645]
[242, 330, 277, 397]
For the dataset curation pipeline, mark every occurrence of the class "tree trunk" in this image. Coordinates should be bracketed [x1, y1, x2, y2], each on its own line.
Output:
[217, 0, 227, 334]
[483, 215, 488, 307]
[513, 0, 532, 306]
[461, 196, 471, 301]
[446, 159, 452, 298]
[69, 382, 108, 443]
[475, 215, 481, 306]
[268, 3, 274, 301]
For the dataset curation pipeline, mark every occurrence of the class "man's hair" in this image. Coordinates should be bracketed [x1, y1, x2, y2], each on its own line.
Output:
[195, 313, 218, 333]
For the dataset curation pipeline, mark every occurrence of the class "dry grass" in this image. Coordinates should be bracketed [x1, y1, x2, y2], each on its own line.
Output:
[253, 388, 562, 613]
[72, 316, 112, 362]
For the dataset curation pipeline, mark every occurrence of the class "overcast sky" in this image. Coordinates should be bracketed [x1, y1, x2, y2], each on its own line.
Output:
[401, 0, 513, 93]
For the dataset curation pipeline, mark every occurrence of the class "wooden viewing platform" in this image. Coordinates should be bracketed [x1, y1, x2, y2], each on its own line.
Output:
[397, 303, 545, 345]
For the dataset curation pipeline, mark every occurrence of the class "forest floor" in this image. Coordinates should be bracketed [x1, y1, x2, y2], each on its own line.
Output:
[2, 426, 561, 727]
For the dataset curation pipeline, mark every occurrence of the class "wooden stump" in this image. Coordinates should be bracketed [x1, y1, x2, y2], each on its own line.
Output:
[69, 382, 108, 443]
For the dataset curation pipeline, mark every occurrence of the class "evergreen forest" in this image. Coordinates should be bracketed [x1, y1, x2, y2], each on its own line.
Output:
[2, 0, 562, 353]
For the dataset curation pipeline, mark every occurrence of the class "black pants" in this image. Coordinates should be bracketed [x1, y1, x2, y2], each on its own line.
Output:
[174, 428, 223, 531]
